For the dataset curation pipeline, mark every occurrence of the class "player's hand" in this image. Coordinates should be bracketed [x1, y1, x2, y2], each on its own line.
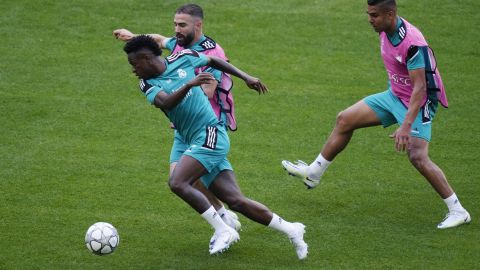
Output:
[113, 29, 135, 41]
[189, 72, 215, 87]
[389, 125, 410, 152]
[244, 75, 268, 94]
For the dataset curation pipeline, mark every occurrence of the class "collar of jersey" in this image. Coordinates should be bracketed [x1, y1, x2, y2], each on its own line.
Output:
[386, 16, 403, 46]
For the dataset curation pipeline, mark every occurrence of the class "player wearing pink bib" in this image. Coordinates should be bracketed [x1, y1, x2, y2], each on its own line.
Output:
[282, 0, 470, 229]
[380, 19, 447, 109]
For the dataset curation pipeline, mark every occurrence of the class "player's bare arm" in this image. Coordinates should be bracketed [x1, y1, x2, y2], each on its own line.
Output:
[113, 29, 170, 48]
[206, 56, 268, 94]
[153, 72, 215, 110]
[390, 68, 427, 152]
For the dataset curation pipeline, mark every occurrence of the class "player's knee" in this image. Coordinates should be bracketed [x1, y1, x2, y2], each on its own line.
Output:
[168, 177, 186, 195]
[335, 110, 354, 132]
[407, 148, 429, 168]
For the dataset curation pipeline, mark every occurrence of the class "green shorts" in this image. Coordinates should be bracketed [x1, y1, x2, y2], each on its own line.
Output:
[170, 126, 233, 188]
[169, 130, 189, 164]
[364, 89, 438, 141]
[169, 112, 228, 163]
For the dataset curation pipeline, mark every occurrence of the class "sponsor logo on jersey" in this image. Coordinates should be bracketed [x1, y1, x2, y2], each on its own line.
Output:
[388, 71, 411, 86]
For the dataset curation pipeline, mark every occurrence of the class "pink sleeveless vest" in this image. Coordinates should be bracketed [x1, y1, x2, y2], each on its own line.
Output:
[380, 18, 448, 108]
[172, 37, 238, 131]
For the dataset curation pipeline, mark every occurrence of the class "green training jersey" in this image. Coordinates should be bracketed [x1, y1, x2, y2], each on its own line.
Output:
[139, 50, 220, 144]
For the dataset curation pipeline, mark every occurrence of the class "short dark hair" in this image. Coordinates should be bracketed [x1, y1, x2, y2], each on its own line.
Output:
[175, 4, 204, 19]
[123, 35, 162, 56]
[368, 0, 396, 11]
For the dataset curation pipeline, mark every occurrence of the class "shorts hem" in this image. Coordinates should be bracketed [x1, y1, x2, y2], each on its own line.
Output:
[183, 152, 213, 173]
[201, 168, 233, 188]
[410, 133, 431, 142]
[363, 98, 393, 128]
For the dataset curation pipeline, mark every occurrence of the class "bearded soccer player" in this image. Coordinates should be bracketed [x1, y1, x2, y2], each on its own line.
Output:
[114, 4, 241, 232]
[282, 0, 471, 229]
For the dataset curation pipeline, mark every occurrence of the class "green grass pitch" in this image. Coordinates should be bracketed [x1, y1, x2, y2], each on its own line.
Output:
[1, 0, 479, 269]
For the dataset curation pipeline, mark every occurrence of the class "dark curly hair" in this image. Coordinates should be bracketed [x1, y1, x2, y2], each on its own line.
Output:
[123, 35, 162, 56]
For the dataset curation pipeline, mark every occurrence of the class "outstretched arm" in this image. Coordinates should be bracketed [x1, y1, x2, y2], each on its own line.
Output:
[206, 56, 268, 94]
[113, 29, 171, 49]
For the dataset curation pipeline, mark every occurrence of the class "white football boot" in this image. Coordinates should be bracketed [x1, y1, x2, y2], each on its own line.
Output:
[437, 210, 471, 229]
[227, 209, 239, 221]
[209, 227, 240, 255]
[225, 210, 242, 231]
[282, 160, 320, 189]
[288, 223, 308, 260]
[210, 210, 242, 250]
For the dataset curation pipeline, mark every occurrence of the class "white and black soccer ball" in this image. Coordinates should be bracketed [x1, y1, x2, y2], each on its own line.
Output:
[85, 222, 120, 255]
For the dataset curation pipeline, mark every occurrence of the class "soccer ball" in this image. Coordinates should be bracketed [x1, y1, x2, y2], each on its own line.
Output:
[85, 222, 120, 255]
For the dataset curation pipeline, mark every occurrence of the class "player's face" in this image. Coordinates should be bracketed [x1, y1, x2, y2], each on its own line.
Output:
[127, 52, 157, 80]
[366, 5, 394, 33]
[173, 13, 198, 47]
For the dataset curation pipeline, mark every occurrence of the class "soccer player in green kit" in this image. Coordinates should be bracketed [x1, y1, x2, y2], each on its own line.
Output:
[123, 35, 308, 259]
[114, 4, 242, 234]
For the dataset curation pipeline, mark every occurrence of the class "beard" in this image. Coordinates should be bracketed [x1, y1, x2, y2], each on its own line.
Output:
[176, 32, 195, 47]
